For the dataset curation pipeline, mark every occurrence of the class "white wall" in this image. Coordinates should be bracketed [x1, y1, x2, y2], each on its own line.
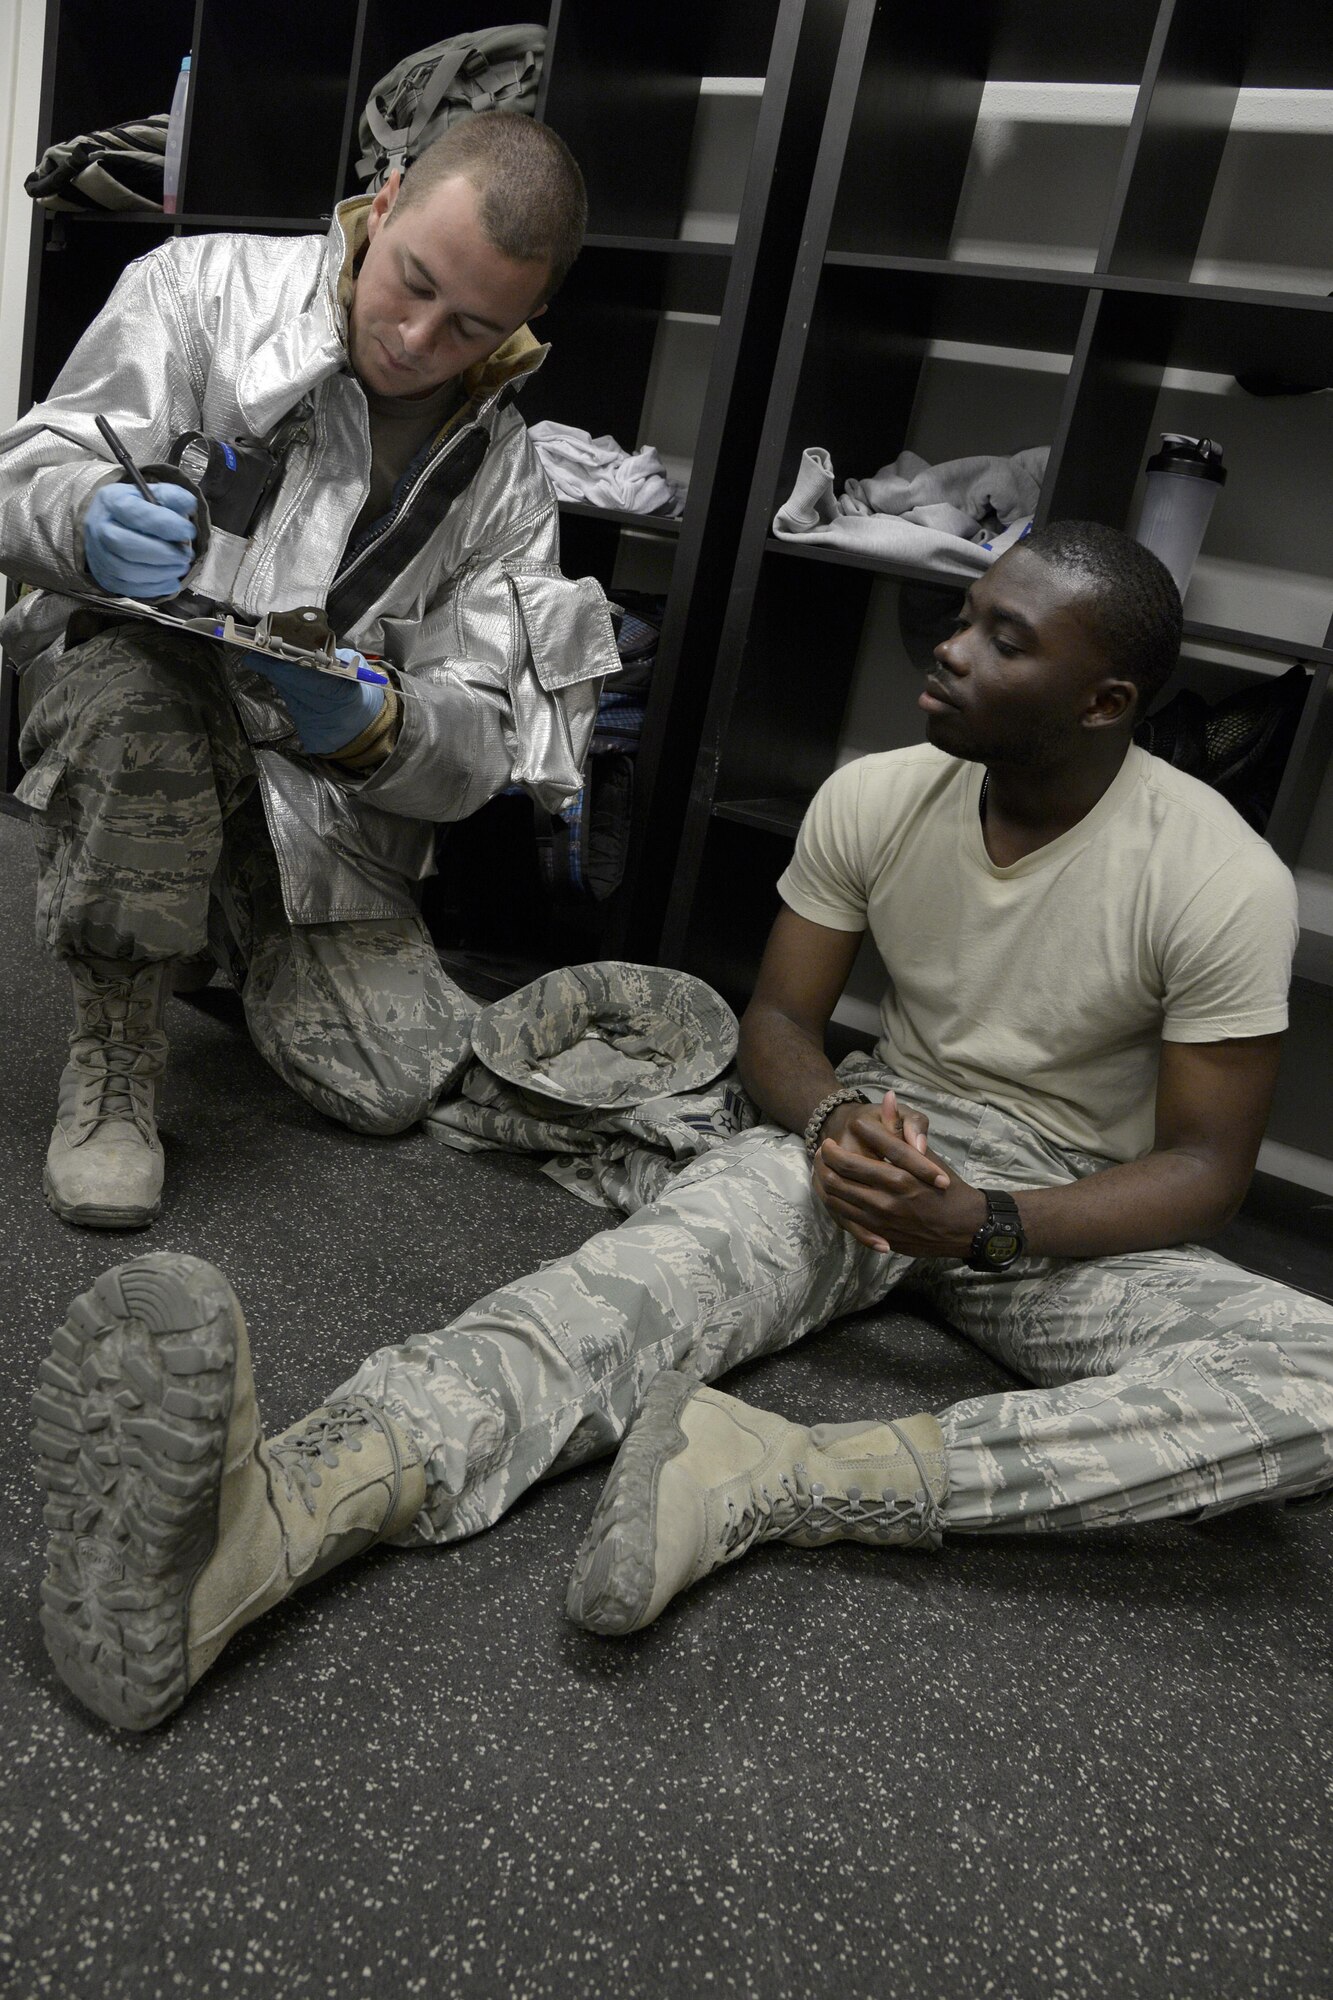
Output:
[0, 0, 48, 426]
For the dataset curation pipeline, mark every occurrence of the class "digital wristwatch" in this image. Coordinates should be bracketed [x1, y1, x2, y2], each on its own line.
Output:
[967, 1189, 1025, 1272]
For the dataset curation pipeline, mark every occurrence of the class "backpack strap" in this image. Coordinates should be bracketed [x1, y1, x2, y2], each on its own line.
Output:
[357, 28, 545, 185]
[364, 43, 473, 178]
[403, 45, 476, 151]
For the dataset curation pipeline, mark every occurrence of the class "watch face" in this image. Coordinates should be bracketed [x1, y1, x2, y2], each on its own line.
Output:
[984, 1229, 1021, 1267]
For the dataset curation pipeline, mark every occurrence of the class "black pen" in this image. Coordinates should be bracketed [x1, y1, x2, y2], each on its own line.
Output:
[94, 413, 158, 506]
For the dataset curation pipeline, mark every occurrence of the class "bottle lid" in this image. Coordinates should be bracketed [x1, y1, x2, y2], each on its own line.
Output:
[1145, 433, 1226, 483]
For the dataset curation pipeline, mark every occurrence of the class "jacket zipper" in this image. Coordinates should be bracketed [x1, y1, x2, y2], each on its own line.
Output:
[326, 410, 503, 634]
[333, 387, 502, 588]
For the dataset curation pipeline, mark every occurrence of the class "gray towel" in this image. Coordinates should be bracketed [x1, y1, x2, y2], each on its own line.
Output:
[774, 444, 1048, 576]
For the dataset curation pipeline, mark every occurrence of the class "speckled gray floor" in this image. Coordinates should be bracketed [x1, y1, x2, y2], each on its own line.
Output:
[0, 810, 1330, 2000]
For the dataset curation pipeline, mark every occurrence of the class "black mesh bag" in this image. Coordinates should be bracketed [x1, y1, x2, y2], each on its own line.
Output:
[1134, 664, 1311, 833]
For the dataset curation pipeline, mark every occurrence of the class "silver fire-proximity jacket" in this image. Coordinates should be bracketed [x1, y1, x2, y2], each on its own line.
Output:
[0, 198, 619, 923]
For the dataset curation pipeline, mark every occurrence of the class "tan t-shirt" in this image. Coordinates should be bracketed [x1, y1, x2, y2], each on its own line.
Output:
[350, 379, 464, 546]
[777, 744, 1298, 1163]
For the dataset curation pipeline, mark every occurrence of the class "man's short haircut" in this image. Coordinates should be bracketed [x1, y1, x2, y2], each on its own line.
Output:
[393, 111, 587, 301]
[1021, 519, 1183, 717]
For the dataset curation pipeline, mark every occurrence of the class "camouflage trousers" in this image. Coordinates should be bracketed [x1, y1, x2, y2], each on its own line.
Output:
[338, 1054, 1333, 1544]
[17, 625, 474, 1133]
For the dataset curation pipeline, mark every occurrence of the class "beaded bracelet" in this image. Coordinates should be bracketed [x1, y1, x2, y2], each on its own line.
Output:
[802, 1087, 864, 1160]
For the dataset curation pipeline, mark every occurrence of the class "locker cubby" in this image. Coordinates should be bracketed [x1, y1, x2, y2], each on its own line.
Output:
[946, 98, 1133, 275]
[780, 265, 1085, 518]
[678, 85, 766, 246]
[519, 242, 729, 461]
[673, 815, 791, 1013]
[1154, 643, 1332, 867]
[1107, 0, 1333, 288]
[26, 215, 176, 403]
[713, 548, 876, 816]
[826, 0, 1160, 265]
[41, 0, 194, 152]
[182, 1, 361, 219]
[1126, 385, 1333, 648]
[1189, 108, 1333, 297]
[538, 2, 780, 244]
[1044, 287, 1333, 650]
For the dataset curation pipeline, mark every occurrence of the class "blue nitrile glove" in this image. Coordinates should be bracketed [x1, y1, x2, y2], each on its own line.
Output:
[243, 647, 385, 755]
[83, 481, 197, 598]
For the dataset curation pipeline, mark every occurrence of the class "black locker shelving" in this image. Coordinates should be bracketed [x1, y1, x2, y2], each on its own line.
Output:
[662, 0, 1333, 1006]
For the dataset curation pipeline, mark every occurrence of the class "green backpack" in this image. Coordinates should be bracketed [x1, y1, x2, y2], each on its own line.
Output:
[355, 25, 547, 189]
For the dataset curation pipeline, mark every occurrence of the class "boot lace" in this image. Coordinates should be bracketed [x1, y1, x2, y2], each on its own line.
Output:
[79, 1039, 156, 1128]
[268, 1401, 377, 1516]
[719, 1464, 942, 1558]
[67, 967, 166, 1138]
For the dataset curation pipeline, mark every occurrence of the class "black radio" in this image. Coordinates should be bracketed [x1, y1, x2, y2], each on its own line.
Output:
[166, 431, 283, 538]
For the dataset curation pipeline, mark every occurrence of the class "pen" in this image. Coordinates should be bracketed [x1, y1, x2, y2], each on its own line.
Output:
[91, 422, 387, 690]
[94, 413, 158, 506]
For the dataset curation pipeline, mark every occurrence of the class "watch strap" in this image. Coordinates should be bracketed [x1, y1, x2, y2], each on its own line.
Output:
[968, 1188, 1025, 1270]
[982, 1189, 1021, 1229]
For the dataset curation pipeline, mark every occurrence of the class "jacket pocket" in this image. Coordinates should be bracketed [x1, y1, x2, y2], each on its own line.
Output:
[14, 745, 71, 824]
[507, 566, 619, 693]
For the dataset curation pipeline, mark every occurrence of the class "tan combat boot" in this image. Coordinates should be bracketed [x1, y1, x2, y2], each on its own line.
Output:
[30, 1254, 426, 1732]
[566, 1372, 948, 1635]
[44, 956, 174, 1228]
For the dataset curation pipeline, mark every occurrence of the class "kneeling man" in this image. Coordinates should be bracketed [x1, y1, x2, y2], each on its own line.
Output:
[30, 522, 1333, 1727]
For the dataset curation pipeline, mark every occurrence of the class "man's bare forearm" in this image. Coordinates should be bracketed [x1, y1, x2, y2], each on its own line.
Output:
[820, 1129, 1251, 1262]
[1015, 1149, 1248, 1259]
[737, 1001, 846, 1136]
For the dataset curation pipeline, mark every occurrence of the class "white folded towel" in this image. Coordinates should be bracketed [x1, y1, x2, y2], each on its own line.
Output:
[529, 421, 686, 518]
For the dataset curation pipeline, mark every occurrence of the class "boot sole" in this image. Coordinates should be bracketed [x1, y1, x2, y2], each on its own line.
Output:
[565, 1371, 698, 1636]
[42, 1167, 159, 1231]
[30, 1254, 241, 1731]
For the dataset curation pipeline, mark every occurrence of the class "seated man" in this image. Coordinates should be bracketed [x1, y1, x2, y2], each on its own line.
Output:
[30, 522, 1333, 1730]
[0, 111, 617, 1230]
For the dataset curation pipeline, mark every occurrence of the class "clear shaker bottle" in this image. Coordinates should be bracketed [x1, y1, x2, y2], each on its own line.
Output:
[1130, 433, 1226, 600]
[163, 55, 192, 214]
